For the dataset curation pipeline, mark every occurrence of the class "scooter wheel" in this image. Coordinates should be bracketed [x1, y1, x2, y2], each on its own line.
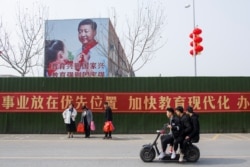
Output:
[185, 145, 200, 162]
[140, 147, 156, 162]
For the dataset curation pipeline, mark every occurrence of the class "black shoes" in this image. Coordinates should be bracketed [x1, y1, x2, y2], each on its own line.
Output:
[103, 136, 112, 139]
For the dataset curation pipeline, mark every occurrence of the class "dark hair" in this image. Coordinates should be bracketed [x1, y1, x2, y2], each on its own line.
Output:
[186, 106, 194, 113]
[78, 19, 97, 31]
[175, 106, 184, 113]
[82, 105, 88, 110]
[166, 107, 174, 114]
[104, 101, 108, 105]
[45, 40, 64, 69]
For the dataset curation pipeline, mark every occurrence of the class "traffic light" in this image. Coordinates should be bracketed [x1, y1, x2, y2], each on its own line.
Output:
[189, 27, 203, 56]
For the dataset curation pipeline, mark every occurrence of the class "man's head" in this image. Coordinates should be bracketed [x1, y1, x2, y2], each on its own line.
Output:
[186, 106, 194, 115]
[78, 19, 97, 45]
[175, 106, 184, 117]
[104, 101, 109, 109]
[166, 107, 174, 118]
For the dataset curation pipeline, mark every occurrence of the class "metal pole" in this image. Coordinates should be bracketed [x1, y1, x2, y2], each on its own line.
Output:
[192, 0, 197, 76]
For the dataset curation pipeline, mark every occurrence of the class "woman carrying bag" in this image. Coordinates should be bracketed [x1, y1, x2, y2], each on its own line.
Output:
[81, 105, 93, 138]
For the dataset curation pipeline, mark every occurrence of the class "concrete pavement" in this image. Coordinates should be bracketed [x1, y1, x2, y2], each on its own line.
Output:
[0, 133, 250, 167]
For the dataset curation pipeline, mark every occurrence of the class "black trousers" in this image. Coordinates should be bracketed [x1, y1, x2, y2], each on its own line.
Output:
[105, 132, 112, 137]
[182, 138, 191, 153]
[160, 134, 174, 152]
[84, 122, 90, 137]
[173, 136, 184, 152]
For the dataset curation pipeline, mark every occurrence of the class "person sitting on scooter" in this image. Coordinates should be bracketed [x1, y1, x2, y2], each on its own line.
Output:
[174, 106, 192, 162]
[158, 107, 181, 159]
[182, 106, 200, 150]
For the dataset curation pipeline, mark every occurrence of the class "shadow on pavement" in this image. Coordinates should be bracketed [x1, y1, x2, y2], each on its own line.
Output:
[150, 158, 246, 165]
[72, 135, 142, 140]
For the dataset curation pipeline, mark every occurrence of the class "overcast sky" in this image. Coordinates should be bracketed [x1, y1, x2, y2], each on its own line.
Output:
[0, 0, 250, 77]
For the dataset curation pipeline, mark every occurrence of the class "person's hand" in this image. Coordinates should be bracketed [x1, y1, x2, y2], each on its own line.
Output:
[74, 53, 90, 71]
[163, 123, 169, 128]
[82, 53, 90, 62]
[74, 53, 82, 63]
[185, 136, 190, 140]
[167, 125, 172, 129]
[74, 53, 89, 63]
[74, 53, 82, 71]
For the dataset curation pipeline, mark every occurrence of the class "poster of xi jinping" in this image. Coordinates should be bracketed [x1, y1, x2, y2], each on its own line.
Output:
[44, 18, 109, 77]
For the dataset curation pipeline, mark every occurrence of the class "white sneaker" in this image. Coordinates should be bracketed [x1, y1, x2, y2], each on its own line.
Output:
[179, 153, 184, 162]
[158, 152, 166, 159]
[171, 151, 176, 159]
[166, 150, 172, 154]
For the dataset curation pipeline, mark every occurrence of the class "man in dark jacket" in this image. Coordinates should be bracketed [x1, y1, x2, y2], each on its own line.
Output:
[175, 106, 192, 162]
[103, 101, 113, 139]
[185, 106, 200, 142]
[181, 106, 200, 157]
[158, 107, 181, 159]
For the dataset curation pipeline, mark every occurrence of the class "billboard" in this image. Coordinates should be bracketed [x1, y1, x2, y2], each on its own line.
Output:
[44, 18, 110, 77]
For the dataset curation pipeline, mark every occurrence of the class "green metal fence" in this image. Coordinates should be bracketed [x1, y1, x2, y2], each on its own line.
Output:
[0, 77, 250, 134]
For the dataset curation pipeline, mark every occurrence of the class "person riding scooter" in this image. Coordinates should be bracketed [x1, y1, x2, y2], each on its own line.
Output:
[174, 106, 192, 162]
[158, 107, 181, 159]
[182, 106, 200, 153]
[140, 107, 200, 163]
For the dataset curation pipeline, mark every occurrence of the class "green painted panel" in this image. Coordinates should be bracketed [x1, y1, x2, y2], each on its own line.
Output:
[0, 112, 250, 134]
[0, 77, 250, 134]
[1, 77, 250, 92]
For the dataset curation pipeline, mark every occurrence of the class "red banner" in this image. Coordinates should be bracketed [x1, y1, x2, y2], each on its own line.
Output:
[0, 92, 250, 113]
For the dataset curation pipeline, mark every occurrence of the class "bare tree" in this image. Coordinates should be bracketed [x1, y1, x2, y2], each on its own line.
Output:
[110, 1, 167, 76]
[0, 2, 48, 77]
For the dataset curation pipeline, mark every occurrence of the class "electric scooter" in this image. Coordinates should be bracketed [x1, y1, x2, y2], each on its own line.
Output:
[140, 129, 200, 162]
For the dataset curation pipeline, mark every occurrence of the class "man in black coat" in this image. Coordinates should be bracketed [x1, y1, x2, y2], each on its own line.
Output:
[103, 101, 113, 139]
[185, 106, 200, 142]
[158, 107, 181, 159]
[181, 106, 200, 158]
[175, 106, 192, 162]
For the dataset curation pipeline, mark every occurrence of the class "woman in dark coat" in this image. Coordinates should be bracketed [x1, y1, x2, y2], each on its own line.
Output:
[81, 105, 93, 138]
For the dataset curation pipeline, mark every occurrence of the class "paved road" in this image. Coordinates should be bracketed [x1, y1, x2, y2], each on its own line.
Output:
[0, 133, 250, 167]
